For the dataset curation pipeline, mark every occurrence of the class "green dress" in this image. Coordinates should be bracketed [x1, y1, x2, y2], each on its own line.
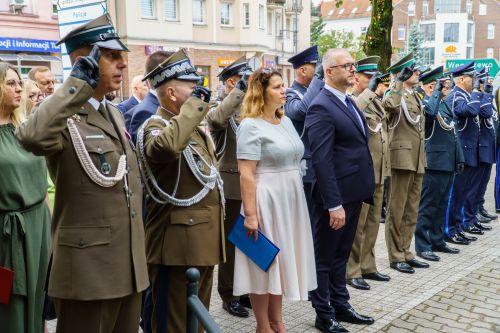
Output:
[0, 123, 51, 333]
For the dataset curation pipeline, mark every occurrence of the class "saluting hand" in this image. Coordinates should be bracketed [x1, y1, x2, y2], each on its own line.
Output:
[397, 67, 414, 82]
[368, 72, 382, 92]
[70, 44, 100, 89]
[472, 74, 482, 92]
[314, 61, 324, 80]
[235, 74, 248, 92]
[192, 86, 212, 103]
[244, 215, 259, 241]
[456, 163, 465, 174]
[484, 81, 493, 94]
[329, 207, 346, 230]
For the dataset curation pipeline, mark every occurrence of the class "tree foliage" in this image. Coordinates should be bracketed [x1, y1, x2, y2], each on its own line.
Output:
[317, 30, 366, 60]
[362, 0, 393, 72]
[311, 17, 326, 46]
[408, 23, 424, 64]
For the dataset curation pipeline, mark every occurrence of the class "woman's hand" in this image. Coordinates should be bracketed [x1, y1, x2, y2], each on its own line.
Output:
[244, 215, 259, 241]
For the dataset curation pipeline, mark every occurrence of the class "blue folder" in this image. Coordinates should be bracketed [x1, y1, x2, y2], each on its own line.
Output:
[228, 214, 280, 272]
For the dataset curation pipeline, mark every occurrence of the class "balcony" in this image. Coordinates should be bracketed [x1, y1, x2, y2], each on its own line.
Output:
[267, 0, 286, 10]
[285, 0, 303, 14]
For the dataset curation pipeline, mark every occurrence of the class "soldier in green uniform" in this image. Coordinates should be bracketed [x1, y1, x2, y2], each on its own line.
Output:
[383, 54, 430, 274]
[206, 57, 252, 317]
[347, 56, 391, 290]
[16, 14, 149, 333]
[137, 49, 225, 333]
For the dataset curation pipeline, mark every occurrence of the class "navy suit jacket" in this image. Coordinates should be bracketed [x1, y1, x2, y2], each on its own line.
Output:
[127, 92, 160, 143]
[118, 96, 139, 114]
[305, 87, 375, 210]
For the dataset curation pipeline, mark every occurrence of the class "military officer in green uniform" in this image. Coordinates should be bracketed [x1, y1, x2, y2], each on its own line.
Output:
[137, 49, 225, 333]
[206, 57, 252, 318]
[383, 54, 430, 274]
[347, 56, 391, 290]
[17, 14, 149, 333]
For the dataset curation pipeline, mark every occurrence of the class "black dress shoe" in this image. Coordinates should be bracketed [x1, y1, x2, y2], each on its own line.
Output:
[390, 262, 415, 274]
[474, 222, 492, 231]
[458, 231, 477, 241]
[362, 271, 391, 281]
[406, 258, 430, 268]
[347, 278, 370, 290]
[314, 317, 349, 333]
[335, 307, 375, 325]
[432, 244, 460, 254]
[222, 300, 249, 318]
[239, 295, 252, 308]
[479, 207, 497, 220]
[445, 234, 470, 245]
[476, 213, 492, 223]
[466, 226, 484, 235]
[417, 251, 440, 261]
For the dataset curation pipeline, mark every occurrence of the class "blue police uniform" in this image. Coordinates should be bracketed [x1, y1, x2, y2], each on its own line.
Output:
[445, 62, 483, 238]
[415, 68, 465, 253]
[285, 46, 324, 223]
[494, 88, 500, 210]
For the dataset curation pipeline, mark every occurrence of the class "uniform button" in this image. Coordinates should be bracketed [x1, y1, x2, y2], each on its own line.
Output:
[189, 218, 194, 224]
[131, 211, 136, 218]
[79, 239, 85, 247]
[198, 106, 204, 112]
[69, 86, 77, 94]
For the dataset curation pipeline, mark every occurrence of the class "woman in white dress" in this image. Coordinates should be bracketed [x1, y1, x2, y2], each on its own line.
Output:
[235, 67, 317, 333]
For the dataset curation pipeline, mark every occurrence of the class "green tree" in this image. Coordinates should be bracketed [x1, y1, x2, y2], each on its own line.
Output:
[362, 0, 393, 71]
[317, 30, 366, 60]
[408, 23, 424, 64]
[311, 17, 326, 46]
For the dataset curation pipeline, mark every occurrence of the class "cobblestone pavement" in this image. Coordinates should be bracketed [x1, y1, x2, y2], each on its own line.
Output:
[48, 177, 500, 333]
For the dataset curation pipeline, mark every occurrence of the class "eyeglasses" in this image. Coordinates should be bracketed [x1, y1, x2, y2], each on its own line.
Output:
[29, 92, 44, 102]
[5, 79, 24, 89]
[330, 63, 356, 71]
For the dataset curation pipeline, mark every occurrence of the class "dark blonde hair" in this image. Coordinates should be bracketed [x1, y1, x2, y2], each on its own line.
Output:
[241, 67, 284, 119]
[0, 62, 25, 126]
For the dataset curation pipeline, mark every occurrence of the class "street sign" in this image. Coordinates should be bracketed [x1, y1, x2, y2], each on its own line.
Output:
[56, 0, 103, 10]
[445, 58, 500, 77]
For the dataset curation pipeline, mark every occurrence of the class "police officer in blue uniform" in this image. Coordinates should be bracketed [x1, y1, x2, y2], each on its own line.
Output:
[415, 66, 462, 262]
[285, 45, 325, 224]
[445, 61, 483, 245]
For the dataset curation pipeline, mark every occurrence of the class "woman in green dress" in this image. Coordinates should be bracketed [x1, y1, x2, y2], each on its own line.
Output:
[0, 62, 51, 333]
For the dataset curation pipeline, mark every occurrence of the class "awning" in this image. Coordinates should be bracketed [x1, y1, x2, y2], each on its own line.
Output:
[0, 54, 61, 62]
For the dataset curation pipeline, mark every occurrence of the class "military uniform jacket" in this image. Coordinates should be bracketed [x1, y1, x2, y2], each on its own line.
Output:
[205, 87, 245, 200]
[143, 97, 225, 266]
[423, 90, 464, 172]
[382, 80, 426, 174]
[445, 86, 482, 167]
[351, 88, 390, 184]
[16, 77, 149, 300]
[285, 77, 324, 183]
[478, 92, 495, 164]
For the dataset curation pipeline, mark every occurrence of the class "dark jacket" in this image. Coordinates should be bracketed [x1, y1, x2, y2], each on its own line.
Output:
[127, 92, 160, 143]
[118, 95, 139, 114]
[478, 92, 495, 164]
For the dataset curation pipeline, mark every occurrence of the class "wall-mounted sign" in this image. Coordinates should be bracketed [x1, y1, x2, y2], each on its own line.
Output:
[0, 38, 60, 53]
[217, 57, 238, 67]
[144, 45, 179, 55]
[445, 45, 457, 53]
[446, 58, 500, 77]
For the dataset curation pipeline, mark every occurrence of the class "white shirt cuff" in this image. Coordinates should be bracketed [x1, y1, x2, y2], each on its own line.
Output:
[329, 205, 342, 212]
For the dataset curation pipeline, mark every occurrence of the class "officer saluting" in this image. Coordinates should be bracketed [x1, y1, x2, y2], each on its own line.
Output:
[347, 56, 391, 290]
[414, 66, 462, 262]
[285, 45, 325, 222]
[137, 49, 225, 333]
[206, 57, 252, 318]
[17, 14, 149, 332]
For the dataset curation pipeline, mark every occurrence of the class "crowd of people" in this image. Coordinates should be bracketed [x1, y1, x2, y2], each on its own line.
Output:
[1, 13, 499, 333]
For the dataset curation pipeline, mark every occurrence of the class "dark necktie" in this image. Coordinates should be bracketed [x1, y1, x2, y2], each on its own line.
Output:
[345, 97, 365, 135]
[98, 102, 111, 123]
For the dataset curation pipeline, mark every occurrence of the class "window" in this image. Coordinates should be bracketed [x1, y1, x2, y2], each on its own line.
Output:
[486, 47, 494, 58]
[422, 24, 435, 42]
[292, 17, 297, 47]
[422, 0, 429, 17]
[443, 23, 459, 42]
[467, 23, 474, 43]
[221, 2, 232, 25]
[466, 0, 472, 14]
[275, 13, 282, 37]
[141, 0, 155, 18]
[243, 3, 250, 26]
[361, 26, 367, 35]
[259, 4, 264, 29]
[193, 0, 204, 24]
[338, 8, 345, 15]
[435, 0, 461, 13]
[164, 0, 177, 20]
[479, 3, 487, 15]
[422, 47, 435, 65]
[366, 5, 372, 12]
[267, 11, 272, 34]
[398, 25, 406, 41]
[488, 24, 495, 39]
[466, 46, 473, 58]
[408, 1, 415, 16]
[351, 7, 357, 14]
[286, 18, 290, 38]
[327, 9, 334, 16]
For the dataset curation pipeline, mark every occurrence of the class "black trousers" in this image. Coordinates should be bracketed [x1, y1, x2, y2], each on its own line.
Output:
[310, 201, 362, 320]
[415, 170, 453, 253]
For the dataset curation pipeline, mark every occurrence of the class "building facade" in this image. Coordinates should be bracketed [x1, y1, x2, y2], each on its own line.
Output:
[0, 0, 62, 81]
[105, 0, 311, 97]
[320, 0, 371, 39]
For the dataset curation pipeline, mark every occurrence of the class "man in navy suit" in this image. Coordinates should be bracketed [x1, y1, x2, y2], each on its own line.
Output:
[118, 74, 148, 113]
[306, 48, 375, 333]
[127, 51, 174, 142]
